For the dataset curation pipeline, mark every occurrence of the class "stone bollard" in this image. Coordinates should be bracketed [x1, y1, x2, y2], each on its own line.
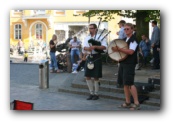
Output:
[66, 53, 72, 73]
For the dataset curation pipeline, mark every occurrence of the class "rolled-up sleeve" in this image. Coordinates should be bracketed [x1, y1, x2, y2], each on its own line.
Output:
[82, 37, 89, 53]
[129, 41, 138, 51]
[101, 38, 107, 52]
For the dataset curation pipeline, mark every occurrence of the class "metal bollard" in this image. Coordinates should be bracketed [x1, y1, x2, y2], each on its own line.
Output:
[39, 60, 49, 89]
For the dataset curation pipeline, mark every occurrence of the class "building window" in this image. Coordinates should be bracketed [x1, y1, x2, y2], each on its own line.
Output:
[13, 10, 23, 16]
[34, 10, 46, 15]
[55, 30, 65, 42]
[14, 10, 23, 13]
[54, 10, 65, 16]
[36, 24, 42, 39]
[14, 24, 22, 39]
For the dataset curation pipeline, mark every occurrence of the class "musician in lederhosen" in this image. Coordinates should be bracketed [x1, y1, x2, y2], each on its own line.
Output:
[112, 23, 140, 110]
[82, 23, 107, 100]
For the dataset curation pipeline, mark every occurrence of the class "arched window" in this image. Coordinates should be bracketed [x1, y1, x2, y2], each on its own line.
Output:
[36, 24, 42, 39]
[14, 24, 22, 39]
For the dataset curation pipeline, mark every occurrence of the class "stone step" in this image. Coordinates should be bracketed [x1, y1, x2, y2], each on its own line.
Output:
[72, 81, 123, 93]
[155, 84, 160, 90]
[62, 71, 160, 107]
[100, 79, 160, 91]
[72, 81, 160, 99]
[58, 86, 160, 107]
[74, 71, 117, 85]
[99, 78, 117, 85]
[148, 90, 161, 99]
[143, 98, 160, 107]
[74, 71, 160, 91]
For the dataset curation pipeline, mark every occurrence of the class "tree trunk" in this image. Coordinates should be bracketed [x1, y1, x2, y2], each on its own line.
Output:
[136, 11, 149, 42]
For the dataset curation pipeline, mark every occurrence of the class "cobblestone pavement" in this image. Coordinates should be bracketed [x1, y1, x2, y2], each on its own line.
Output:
[10, 64, 125, 110]
[10, 54, 160, 110]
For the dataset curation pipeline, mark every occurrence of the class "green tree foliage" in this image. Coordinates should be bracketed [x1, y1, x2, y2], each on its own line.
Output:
[82, 10, 160, 41]
[82, 10, 160, 22]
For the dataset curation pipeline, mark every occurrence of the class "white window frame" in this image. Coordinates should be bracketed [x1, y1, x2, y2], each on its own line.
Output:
[35, 24, 43, 39]
[12, 10, 23, 17]
[14, 24, 22, 40]
[34, 10, 46, 15]
[14, 10, 23, 13]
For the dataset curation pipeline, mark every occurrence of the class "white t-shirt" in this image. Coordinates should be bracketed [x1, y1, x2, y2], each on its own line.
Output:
[126, 37, 138, 51]
[82, 34, 107, 54]
[69, 39, 81, 50]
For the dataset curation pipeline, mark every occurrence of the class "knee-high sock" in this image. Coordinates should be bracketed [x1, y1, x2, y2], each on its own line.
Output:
[94, 81, 99, 95]
[86, 80, 94, 95]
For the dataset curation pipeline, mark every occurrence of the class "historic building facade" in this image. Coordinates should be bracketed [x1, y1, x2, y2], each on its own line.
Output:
[10, 10, 121, 50]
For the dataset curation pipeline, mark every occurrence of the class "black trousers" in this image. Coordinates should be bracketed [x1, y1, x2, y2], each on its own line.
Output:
[77, 61, 85, 71]
[153, 45, 160, 69]
[24, 57, 27, 62]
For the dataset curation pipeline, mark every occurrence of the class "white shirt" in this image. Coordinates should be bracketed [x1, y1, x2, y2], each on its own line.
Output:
[126, 37, 138, 51]
[82, 34, 107, 54]
[69, 39, 81, 50]
[118, 27, 126, 39]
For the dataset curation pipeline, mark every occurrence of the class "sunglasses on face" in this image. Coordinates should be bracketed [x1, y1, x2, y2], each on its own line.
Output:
[124, 28, 130, 31]
[89, 28, 95, 30]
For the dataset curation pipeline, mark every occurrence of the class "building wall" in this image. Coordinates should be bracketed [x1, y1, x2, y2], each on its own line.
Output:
[10, 10, 121, 50]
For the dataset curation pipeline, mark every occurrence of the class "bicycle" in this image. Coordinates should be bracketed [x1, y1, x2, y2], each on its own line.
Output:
[56, 52, 68, 72]
[101, 53, 117, 66]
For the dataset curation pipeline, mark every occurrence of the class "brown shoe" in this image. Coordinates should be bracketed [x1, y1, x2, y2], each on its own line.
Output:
[118, 102, 132, 108]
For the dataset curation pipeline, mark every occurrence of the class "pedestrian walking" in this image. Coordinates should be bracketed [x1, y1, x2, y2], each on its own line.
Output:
[24, 51, 28, 62]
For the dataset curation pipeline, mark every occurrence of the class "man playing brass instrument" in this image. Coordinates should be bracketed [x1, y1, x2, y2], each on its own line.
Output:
[82, 23, 107, 100]
[112, 23, 140, 110]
